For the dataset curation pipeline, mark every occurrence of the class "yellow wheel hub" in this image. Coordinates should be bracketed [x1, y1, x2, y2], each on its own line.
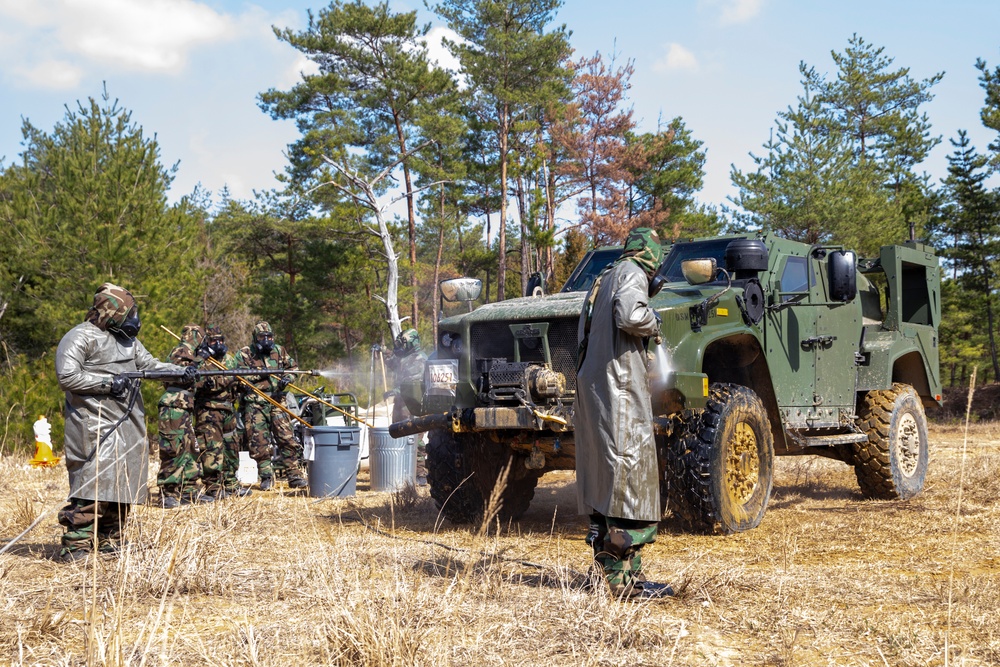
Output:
[725, 422, 760, 506]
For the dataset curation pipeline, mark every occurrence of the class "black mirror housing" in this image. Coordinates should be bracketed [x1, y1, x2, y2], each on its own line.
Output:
[829, 250, 857, 302]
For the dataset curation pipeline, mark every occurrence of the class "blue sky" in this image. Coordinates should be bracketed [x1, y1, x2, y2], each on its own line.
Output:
[1, 0, 998, 217]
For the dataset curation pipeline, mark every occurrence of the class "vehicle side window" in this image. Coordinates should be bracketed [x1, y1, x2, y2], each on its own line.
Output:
[780, 256, 810, 301]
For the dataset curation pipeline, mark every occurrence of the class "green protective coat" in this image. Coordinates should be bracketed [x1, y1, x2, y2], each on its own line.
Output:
[55, 322, 185, 504]
[573, 259, 661, 522]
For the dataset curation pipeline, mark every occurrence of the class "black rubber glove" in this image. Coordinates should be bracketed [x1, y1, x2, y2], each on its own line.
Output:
[276, 375, 291, 393]
[211, 342, 227, 360]
[182, 366, 199, 384]
[110, 374, 130, 398]
[195, 341, 212, 359]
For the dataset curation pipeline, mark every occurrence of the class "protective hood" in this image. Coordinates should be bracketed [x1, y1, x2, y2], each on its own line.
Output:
[617, 227, 663, 279]
[180, 324, 206, 350]
[85, 283, 138, 335]
[253, 321, 274, 354]
[394, 328, 420, 356]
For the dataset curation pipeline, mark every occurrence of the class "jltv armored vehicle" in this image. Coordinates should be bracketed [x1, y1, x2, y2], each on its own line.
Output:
[390, 233, 941, 533]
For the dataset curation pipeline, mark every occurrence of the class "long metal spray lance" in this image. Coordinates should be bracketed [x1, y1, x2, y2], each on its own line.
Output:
[159, 325, 312, 428]
[286, 382, 374, 429]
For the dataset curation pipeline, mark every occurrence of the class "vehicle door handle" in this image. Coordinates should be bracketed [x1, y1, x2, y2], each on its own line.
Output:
[801, 335, 836, 350]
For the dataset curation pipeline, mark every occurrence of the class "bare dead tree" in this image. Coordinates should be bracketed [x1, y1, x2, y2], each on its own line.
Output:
[312, 145, 444, 341]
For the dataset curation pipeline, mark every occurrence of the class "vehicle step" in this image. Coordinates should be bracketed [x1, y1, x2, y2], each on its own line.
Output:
[788, 432, 869, 447]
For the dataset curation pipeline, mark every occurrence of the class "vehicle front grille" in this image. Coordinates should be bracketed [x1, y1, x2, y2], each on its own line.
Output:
[469, 318, 579, 393]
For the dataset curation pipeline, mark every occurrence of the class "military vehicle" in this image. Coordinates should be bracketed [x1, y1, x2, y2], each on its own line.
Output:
[390, 233, 941, 533]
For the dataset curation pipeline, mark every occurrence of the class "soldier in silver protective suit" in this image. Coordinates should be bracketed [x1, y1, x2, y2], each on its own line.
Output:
[54, 283, 190, 562]
[573, 227, 672, 599]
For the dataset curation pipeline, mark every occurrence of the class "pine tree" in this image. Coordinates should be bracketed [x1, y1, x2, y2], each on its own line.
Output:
[260, 0, 458, 327]
[936, 131, 1000, 380]
[433, 0, 571, 300]
[0, 91, 205, 357]
[730, 37, 938, 254]
[801, 34, 942, 240]
[976, 57, 1000, 167]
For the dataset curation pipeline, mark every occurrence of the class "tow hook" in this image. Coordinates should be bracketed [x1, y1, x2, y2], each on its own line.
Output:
[526, 445, 546, 470]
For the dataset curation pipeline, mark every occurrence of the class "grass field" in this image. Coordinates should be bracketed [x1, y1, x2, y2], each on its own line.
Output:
[2, 421, 999, 666]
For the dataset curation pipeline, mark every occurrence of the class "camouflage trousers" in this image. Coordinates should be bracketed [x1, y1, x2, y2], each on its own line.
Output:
[196, 406, 238, 494]
[587, 513, 658, 596]
[57, 498, 130, 556]
[416, 437, 427, 479]
[157, 403, 201, 498]
[243, 401, 304, 483]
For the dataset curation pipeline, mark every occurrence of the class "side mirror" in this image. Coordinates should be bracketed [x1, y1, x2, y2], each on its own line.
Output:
[440, 278, 483, 303]
[681, 258, 718, 285]
[525, 272, 545, 297]
[829, 251, 857, 302]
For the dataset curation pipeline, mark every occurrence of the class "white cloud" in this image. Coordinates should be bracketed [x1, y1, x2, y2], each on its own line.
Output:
[62, 0, 234, 71]
[653, 43, 699, 73]
[424, 26, 463, 74]
[700, 0, 763, 25]
[280, 53, 320, 88]
[0, 0, 242, 87]
[14, 60, 85, 90]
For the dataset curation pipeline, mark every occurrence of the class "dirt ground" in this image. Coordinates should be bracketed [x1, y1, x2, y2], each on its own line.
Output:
[1, 421, 999, 666]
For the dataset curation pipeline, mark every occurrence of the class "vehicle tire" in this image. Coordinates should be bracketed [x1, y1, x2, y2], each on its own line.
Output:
[426, 429, 541, 525]
[656, 413, 690, 519]
[665, 383, 774, 534]
[851, 383, 928, 500]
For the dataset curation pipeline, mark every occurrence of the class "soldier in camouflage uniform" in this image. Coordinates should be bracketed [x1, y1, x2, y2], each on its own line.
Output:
[157, 324, 214, 508]
[233, 321, 307, 491]
[194, 324, 249, 498]
[55, 283, 189, 562]
[387, 328, 428, 484]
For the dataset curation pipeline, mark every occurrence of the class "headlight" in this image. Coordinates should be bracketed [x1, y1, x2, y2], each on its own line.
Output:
[439, 331, 463, 355]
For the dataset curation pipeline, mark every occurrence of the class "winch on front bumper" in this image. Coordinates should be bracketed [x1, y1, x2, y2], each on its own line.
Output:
[389, 358, 573, 438]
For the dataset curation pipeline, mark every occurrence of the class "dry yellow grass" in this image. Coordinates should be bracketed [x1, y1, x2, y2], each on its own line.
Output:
[2, 422, 999, 666]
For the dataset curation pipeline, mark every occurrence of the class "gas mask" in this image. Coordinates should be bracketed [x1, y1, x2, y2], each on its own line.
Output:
[254, 333, 274, 355]
[108, 306, 141, 341]
[208, 336, 227, 359]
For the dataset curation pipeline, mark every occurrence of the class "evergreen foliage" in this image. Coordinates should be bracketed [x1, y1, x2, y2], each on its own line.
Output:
[731, 35, 942, 255]
[6, 14, 1000, 451]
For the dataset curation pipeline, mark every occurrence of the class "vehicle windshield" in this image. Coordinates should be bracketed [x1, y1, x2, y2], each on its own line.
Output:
[656, 238, 735, 284]
[561, 239, 728, 293]
[560, 248, 622, 292]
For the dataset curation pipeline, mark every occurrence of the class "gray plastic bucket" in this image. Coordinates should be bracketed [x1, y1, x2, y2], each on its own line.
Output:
[370, 427, 416, 492]
[307, 426, 361, 497]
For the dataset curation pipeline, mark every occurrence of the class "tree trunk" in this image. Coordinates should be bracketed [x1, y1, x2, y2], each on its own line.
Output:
[374, 197, 403, 339]
[432, 185, 446, 346]
[498, 106, 509, 302]
[986, 283, 1000, 382]
[393, 115, 419, 329]
[544, 158, 556, 287]
[516, 173, 529, 296]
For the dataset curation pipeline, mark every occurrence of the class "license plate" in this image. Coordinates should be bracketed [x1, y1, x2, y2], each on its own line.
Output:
[425, 360, 459, 396]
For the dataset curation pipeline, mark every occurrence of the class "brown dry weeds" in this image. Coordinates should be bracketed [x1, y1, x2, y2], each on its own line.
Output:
[2, 423, 999, 666]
